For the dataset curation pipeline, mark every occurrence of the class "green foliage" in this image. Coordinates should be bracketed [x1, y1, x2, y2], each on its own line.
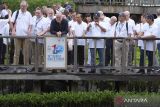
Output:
[0, 91, 159, 106]
[2, 0, 73, 13]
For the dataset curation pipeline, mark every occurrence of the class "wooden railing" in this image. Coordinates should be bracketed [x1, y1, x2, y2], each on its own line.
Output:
[0, 36, 160, 75]
[73, 0, 160, 6]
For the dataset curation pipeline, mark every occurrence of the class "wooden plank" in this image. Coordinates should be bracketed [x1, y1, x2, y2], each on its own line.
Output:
[0, 73, 159, 81]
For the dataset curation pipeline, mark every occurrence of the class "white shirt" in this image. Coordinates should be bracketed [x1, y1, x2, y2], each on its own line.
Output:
[1, 9, 8, 18]
[88, 21, 106, 48]
[154, 17, 160, 43]
[0, 19, 9, 45]
[127, 18, 136, 35]
[72, 21, 87, 45]
[11, 10, 32, 36]
[32, 16, 48, 43]
[115, 21, 132, 37]
[106, 23, 116, 37]
[136, 23, 149, 47]
[141, 23, 158, 51]
[103, 17, 110, 23]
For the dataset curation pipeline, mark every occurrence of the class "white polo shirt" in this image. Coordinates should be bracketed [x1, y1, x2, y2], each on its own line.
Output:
[32, 16, 48, 43]
[154, 17, 160, 43]
[115, 21, 132, 37]
[134, 23, 149, 47]
[88, 21, 106, 48]
[69, 20, 77, 31]
[127, 18, 136, 35]
[141, 23, 158, 51]
[72, 21, 87, 45]
[1, 9, 8, 18]
[106, 23, 116, 37]
[11, 10, 32, 36]
[0, 19, 9, 45]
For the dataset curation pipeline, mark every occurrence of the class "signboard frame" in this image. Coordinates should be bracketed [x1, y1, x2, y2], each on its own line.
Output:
[45, 36, 67, 69]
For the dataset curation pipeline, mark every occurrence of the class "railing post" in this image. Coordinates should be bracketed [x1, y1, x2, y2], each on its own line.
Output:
[74, 37, 78, 72]
[35, 37, 39, 72]
[144, 40, 147, 73]
[122, 38, 127, 74]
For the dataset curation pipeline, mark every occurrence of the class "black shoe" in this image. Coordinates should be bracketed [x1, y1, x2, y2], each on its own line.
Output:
[88, 69, 95, 73]
[137, 69, 145, 74]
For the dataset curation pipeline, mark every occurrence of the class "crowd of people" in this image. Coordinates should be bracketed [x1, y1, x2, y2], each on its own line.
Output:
[0, 0, 160, 74]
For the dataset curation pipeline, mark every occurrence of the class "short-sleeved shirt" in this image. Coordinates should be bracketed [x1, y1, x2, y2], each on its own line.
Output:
[127, 18, 136, 35]
[105, 23, 116, 37]
[154, 17, 160, 43]
[115, 21, 132, 37]
[141, 23, 158, 51]
[11, 10, 32, 36]
[88, 21, 106, 48]
[72, 21, 87, 45]
[32, 16, 48, 43]
[134, 23, 149, 47]
[0, 19, 9, 45]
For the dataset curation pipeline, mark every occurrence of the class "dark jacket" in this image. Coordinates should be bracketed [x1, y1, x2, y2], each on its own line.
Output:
[50, 19, 68, 36]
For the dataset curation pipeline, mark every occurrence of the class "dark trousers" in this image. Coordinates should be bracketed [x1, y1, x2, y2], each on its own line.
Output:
[140, 49, 153, 67]
[9, 39, 14, 64]
[0, 38, 3, 64]
[68, 49, 74, 65]
[77, 45, 84, 66]
[105, 39, 113, 66]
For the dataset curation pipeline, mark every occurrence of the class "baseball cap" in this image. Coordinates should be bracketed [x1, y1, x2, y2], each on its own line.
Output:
[119, 12, 126, 17]
[145, 14, 154, 20]
[93, 13, 100, 19]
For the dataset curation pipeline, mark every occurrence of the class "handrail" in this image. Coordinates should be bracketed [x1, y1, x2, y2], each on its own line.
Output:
[73, 0, 160, 6]
[0, 36, 159, 74]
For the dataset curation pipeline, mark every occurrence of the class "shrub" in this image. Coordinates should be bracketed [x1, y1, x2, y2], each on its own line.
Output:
[2, 0, 73, 13]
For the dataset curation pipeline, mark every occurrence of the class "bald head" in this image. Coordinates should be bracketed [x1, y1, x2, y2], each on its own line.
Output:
[110, 16, 117, 25]
[124, 11, 130, 20]
[56, 13, 62, 23]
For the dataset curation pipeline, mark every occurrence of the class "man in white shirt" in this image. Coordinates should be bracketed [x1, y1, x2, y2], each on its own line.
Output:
[134, 14, 149, 73]
[72, 14, 87, 68]
[0, 17, 9, 65]
[87, 13, 106, 73]
[114, 12, 132, 71]
[155, 8, 160, 63]
[124, 11, 136, 66]
[98, 11, 110, 24]
[67, 11, 76, 65]
[105, 16, 117, 66]
[31, 7, 48, 65]
[140, 14, 158, 73]
[11, 0, 32, 65]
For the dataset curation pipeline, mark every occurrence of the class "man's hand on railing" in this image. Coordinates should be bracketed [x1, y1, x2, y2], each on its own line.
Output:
[57, 31, 62, 37]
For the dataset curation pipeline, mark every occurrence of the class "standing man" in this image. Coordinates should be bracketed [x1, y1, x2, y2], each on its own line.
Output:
[155, 8, 160, 64]
[124, 11, 136, 66]
[72, 14, 87, 71]
[31, 7, 48, 65]
[114, 12, 132, 72]
[87, 13, 106, 73]
[11, 0, 32, 65]
[140, 14, 158, 73]
[68, 11, 77, 65]
[105, 16, 117, 66]
[50, 13, 68, 37]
